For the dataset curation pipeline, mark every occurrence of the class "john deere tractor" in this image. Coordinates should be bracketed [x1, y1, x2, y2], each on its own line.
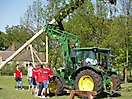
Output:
[0, 1, 120, 98]
[43, 0, 120, 98]
[43, 24, 121, 98]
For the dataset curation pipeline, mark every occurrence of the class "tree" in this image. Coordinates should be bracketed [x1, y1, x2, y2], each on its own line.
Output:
[119, 0, 132, 83]
[20, 0, 47, 52]
[0, 31, 7, 50]
[4, 25, 31, 49]
[20, 0, 67, 66]
[64, 0, 112, 48]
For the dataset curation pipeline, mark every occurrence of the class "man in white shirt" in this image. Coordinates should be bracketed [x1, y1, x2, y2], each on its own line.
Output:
[27, 63, 33, 91]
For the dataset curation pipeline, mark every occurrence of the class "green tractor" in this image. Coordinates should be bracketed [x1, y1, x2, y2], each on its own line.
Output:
[44, 24, 121, 98]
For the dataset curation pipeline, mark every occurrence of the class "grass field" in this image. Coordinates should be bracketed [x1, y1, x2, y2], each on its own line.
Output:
[0, 76, 132, 99]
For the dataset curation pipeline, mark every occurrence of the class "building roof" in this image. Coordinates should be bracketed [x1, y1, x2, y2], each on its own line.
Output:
[5, 43, 23, 51]
[0, 50, 45, 62]
[0, 51, 15, 60]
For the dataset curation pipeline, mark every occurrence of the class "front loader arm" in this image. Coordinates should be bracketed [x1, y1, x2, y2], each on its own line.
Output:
[43, 23, 80, 66]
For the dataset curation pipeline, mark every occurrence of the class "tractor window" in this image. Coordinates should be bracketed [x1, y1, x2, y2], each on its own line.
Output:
[75, 51, 84, 62]
[84, 51, 97, 65]
[74, 51, 84, 67]
[84, 51, 95, 59]
[97, 52, 109, 67]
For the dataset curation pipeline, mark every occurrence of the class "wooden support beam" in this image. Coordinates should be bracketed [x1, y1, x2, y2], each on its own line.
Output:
[67, 90, 97, 99]
[46, 35, 48, 63]
[29, 44, 35, 66]
[32, 48, 42, 64]
[0, 19, 56, 70]
[0, 29, 44, 70]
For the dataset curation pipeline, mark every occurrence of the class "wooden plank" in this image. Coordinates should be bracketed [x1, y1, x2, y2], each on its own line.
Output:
[67, 90, 97, 99]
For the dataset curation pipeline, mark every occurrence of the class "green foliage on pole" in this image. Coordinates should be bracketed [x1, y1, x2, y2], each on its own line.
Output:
[54, 0, 84, 22]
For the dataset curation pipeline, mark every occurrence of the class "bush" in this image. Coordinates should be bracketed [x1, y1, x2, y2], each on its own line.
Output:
[0, 61, 27, 76]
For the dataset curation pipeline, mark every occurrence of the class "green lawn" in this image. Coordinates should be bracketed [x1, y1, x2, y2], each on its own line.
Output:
[0, 76, 132, 99]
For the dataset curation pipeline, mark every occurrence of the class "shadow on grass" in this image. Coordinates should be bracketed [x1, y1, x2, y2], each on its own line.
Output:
[97, 92, 122, 99]
[0, 87, 3, 90]
[49, 91, 122, 99]
[14, 86, 28, 90]
[23, 86, 28, 90]
[48, 91, 70, 98]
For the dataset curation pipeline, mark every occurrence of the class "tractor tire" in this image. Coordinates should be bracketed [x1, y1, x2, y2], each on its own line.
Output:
[110, 73, 121, 95]
[48, 75, 66, 96]
[74, 69, 102, 98]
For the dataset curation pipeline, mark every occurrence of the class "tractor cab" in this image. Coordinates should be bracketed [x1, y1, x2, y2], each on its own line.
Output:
[73, 47, 111, 68]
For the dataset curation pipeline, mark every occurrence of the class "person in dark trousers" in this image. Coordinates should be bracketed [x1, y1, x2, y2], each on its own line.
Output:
[14, 64, 24, 90]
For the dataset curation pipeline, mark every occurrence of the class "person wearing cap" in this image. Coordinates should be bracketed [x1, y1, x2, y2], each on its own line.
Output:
[40, 62, 54, 98]
[27, 63, 33, 91]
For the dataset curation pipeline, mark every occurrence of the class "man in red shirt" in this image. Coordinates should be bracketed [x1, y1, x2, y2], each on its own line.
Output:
[41, 62, 54, 98]
[31, 64, 38, 94]
[35, 65, 43, 97]
[14, 64, 24, 90]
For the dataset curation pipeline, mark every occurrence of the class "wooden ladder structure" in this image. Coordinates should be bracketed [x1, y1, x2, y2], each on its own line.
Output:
[67, 90, 97, 99]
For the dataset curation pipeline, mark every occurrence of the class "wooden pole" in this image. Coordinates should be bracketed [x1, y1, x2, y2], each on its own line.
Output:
[49, 19, 56, 24]
[29, 44, 35, 66]
[0, 19, 56, 70]
[32, 49, 42, 64]
[0, 29, 43, 70]
[46, 35, 48, 64]
[45, 19, 55, 63]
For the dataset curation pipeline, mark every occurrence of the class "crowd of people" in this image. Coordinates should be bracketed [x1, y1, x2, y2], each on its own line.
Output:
[13, 62, 54, 98]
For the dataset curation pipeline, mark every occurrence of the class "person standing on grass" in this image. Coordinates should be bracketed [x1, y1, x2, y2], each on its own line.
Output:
[35, 64, 43, 97]
[41, 62, 54, 98]
[14, 64, 24, 90]
[31, 63, 38, 94]
[27, 63, 33, 91]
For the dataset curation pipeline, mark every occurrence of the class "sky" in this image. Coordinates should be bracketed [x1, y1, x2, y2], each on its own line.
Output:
[0, 0, 35, 33]
[0, 0, 123, 33]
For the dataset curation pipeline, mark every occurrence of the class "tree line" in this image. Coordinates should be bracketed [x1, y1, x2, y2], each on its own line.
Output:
[0, 0, 132, 83]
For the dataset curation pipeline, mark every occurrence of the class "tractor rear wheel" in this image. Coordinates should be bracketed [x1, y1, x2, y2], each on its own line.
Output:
[48, 75, 65, 96]
[110, 73, 121, 95]
[74, 69, 102, 98]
